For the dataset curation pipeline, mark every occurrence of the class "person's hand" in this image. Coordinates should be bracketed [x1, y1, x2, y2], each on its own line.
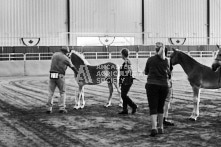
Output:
[71, 66, 78, 74]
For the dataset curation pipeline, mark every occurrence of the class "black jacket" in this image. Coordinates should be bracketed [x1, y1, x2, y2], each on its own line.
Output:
[119, 59, 133, 85]
[144, 55, 171, 86]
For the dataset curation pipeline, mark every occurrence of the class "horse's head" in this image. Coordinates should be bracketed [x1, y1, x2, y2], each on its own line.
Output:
[170, 48, 180, 65]
[212, 45, 221, 71]
[214, 45, 221, 61]
[69, 50, 90, 69]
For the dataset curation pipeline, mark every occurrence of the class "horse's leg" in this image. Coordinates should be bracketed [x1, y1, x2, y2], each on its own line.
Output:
[195, 88, 201, 119]
[74, 92, 80, 109]
[74, 86, 83, 109]
[190, 87, 201, 121]
[74, 91, 78, 106]
[113, 83, 123, 107]
[80, 86, 85, 109]
[105, 83, 113, 107]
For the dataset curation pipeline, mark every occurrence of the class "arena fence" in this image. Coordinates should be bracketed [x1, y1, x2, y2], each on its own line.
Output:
[0, 51, 216, 61]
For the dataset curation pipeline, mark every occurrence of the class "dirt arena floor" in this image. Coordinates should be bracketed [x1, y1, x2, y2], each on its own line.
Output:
[0, 71, 221, 147]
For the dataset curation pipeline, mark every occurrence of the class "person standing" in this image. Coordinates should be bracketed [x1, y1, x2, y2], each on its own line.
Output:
[119, 48, 137, 115]
[163, 48, 175, 126]
[46, 46, 77, 114]
[144, 42, 171, 137]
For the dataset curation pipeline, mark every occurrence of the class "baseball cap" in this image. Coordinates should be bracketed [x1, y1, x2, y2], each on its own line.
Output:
[61, 46, 70, 53]
[155, 42, 163, 48]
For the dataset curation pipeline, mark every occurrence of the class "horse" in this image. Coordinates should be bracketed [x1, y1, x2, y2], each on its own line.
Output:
[69, 50, 122, 109]
[170, 48, 221, 121]
[211, 45, 221, 71]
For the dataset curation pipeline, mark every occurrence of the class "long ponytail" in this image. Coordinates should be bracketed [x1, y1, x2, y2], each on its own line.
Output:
[157, 45, 166, 60]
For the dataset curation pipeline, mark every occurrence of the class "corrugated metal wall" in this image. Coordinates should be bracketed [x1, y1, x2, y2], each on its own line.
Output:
[144, 0, 207, 45]
[0, 0, 67, 46]
[210, 0, 221, 45]
[0, 0, 221, 46]
[69, 0, 142, 45]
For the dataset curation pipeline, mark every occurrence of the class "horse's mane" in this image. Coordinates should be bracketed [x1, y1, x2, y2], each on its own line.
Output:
[178, 50, 199, 65]
[69, 50, 90, 65]
[176, 49, 217, 72]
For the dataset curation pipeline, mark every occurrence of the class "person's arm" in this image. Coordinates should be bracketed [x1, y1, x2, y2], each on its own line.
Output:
[124, 60, 132, 76]
[170, 59, 173, 71]
[69, 61, 78, 74]
[144, 59, 149, 75]
[119, 66, 123, 87]
[64, 57, 78, 74]
[70, 65, 78, 74]
[166, 58, 172, 79]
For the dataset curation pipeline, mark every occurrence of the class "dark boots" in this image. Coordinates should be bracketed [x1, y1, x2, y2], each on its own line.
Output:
[118, 110, 129, 115]
[119, 104, 137, 115]
[131, 105, 138, 114]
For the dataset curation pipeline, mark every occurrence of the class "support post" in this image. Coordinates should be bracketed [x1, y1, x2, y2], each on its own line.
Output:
[67, 0, 70, 46]
[142, 0, 145, 45]
[207, 0, 210, 45]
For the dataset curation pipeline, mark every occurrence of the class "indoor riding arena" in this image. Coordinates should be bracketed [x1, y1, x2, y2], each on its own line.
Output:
[1, 0, 221, 147]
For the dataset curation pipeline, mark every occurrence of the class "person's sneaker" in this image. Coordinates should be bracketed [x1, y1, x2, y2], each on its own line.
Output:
[59, 109, 68, 113]
[158, 128, 164, 134]
[149, 129, 158, 137]
[131, 105, 138, 114]
[163, 118, 175, 126]
[118, 111, 128, 115]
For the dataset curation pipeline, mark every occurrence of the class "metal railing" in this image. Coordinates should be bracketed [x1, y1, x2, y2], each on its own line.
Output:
[25, 53, 53, 60]
[0, 51, 216, 61]
[84, 51, 215, 59]
[0, 53, 53, 61]
[0, 53, 24, 61]
[188, 51, 214, 57]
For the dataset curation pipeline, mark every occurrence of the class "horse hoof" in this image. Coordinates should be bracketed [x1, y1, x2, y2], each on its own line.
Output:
[104, 104, 111, 108]
[118, 103, 123, 108]
[74, 106, 80, 110]
[188, 117, 197, 121]
[104, 103, 112, 107]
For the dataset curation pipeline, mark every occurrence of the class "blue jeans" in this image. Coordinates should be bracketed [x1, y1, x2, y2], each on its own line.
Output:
[47, 75, 66, 110]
